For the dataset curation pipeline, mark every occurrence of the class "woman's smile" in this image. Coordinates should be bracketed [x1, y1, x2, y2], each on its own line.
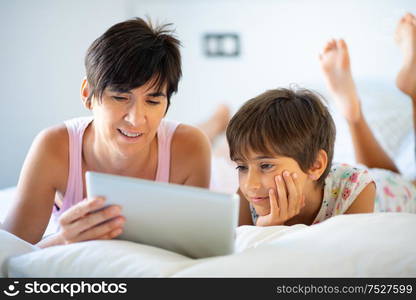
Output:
[117, 128, 145, 143]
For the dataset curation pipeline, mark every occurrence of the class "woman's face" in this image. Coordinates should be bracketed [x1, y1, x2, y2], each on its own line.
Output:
[89, 80, 168, 158]
[235, 150, 309, 216]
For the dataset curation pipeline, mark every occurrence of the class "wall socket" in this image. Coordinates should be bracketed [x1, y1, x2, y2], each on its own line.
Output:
[203, 33, 240, 57]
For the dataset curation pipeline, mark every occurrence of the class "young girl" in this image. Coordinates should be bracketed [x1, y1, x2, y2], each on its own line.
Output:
[226, 87, 376, 226]
[319, 13, 416, 215]
[3, 18, 212, 247]
[226, 13, 416, 226]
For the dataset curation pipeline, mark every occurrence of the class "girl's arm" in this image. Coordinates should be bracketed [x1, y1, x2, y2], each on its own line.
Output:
[345, 182, 376, 214]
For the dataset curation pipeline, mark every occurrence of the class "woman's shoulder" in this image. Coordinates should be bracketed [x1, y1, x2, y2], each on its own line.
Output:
[36, 123, 69, 155]
[170, 122, 211, 185]
[23, 123, 69, 190]
[37, 116, 92, 155]
[170, 123, 210, 152]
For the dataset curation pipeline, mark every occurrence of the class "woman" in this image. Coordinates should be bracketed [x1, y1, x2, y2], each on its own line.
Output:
[3, 18, 211, 247]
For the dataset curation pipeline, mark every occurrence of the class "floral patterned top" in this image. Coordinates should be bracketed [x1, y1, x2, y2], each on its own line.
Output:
[312, 163, 374, 224]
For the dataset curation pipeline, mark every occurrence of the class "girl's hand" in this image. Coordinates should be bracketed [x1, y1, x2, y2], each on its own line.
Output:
[57, 197, 125, 244]
[256, 171, 305, 226]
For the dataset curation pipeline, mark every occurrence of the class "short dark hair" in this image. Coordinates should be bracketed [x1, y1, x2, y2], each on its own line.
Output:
[226, 87, 336, 186]
[85, 17, 182, 111]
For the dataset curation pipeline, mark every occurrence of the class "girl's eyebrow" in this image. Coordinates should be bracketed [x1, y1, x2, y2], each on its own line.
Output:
[254, 156, 278, 160]
[233, 156, 277, 163]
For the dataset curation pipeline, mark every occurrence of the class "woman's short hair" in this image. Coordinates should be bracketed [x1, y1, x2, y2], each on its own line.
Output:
[85, 17, 181, 112]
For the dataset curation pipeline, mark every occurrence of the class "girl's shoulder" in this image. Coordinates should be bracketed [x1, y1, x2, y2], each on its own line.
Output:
[326, 163, 372, 184]
[325, 163, 373, 194]
[315, 163, 374, 223]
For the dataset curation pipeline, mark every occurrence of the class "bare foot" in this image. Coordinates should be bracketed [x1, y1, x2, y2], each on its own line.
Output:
[197, 104, 230, 142]
[319, 38, 361, 123]
[395, 13, 416, 100]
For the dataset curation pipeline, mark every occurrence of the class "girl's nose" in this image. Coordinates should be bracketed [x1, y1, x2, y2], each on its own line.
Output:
[245, 170, 262, 192]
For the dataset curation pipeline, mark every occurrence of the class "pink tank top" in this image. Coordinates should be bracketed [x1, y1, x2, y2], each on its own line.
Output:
[52, 117, 179, 219]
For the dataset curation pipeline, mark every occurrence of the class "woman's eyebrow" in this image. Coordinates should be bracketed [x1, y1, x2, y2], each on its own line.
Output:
[147, 92, 166, 98]
[107, 87, 131, 93]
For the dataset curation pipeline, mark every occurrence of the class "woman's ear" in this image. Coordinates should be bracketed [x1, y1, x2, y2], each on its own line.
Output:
[308, 149, 328, 181]
[80, 78, 92, 110]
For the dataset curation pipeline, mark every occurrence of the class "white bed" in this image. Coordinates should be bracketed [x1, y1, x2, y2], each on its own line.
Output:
[1, 81, 415, 277]
[1, 211, 415, 277]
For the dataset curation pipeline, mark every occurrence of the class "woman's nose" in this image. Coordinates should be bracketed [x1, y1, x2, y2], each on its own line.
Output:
[125, 102, 146, 127]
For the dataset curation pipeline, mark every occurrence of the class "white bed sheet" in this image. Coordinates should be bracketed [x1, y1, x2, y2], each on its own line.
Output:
[2, 212, 415, 277]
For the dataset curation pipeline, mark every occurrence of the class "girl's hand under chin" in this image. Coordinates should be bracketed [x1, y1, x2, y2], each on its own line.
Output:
[256, 171, 306, 226]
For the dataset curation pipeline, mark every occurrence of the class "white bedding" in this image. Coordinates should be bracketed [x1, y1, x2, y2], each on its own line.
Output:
[1, 185, 415, 277]
[1, 212, 415, 277]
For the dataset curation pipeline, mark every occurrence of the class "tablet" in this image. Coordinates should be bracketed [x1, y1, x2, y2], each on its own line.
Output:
[85, 171, 240, 258]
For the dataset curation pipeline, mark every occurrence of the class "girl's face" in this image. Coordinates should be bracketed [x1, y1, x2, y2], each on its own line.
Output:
[88, 80, 168, 158]
[235, 150, 309, 216]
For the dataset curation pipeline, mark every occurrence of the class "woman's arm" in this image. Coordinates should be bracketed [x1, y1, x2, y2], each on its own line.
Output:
[345, 182, 376, 214]
[3, 127, 65, 244]
[3, 126, 125, 247]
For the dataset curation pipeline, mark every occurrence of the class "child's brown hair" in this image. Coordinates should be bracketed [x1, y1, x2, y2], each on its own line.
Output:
[226, 87, 336, 186]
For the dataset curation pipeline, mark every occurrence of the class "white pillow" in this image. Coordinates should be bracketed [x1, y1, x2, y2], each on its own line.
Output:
[7, 213, 416, 277]
[174, 213, 416, 277]
[0, 230, 38, 278]
[8, 240, 196, 278]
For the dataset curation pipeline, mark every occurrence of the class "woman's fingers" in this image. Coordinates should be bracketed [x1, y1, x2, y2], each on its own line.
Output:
[97, 228, 124, 241]
[76, 216, 125, 242]
[66, 205, 123, 235]
[59, 197, 105, 225]
[58, 196, 125, 243]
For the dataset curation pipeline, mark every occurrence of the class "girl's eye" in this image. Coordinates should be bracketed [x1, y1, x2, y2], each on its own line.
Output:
[235, 165, 248, 172]
[260, 164, 273, 170]
[147, 100, 161, 105]
[112, 96, 128, 102]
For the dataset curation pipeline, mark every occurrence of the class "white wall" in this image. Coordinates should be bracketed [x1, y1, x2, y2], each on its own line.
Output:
[138, 0, 413, 123]
[0, 0, 133, 188]
[0, 0, 414, 188]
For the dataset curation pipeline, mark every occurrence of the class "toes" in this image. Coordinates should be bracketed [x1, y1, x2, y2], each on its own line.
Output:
[322, 40, 334, 53]
[404, 13, 415, 24]
[338, 39, 348, 51]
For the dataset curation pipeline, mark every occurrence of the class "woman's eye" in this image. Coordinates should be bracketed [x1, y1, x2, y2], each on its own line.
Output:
[147, 100, 160, 105]
[112, 96, 128, 102]
[260, 164, 273, 170]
